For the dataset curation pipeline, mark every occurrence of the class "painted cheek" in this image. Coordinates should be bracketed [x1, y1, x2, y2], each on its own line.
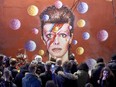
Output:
[45, 33, 57, 49]
[64, 36, 70, 41]
[48, 34, 56, 48]
[46, 41, 50, 49]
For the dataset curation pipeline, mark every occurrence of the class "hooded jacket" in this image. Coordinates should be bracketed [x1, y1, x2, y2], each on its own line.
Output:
[56, 71, 78, 87]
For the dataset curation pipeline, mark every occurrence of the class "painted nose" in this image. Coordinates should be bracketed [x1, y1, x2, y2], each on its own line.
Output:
[54, 35, 59, 45]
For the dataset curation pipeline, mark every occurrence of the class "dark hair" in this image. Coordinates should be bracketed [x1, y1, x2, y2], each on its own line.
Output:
[96, 58, 104, 63]
[10, 58, 17, 66]
[45, 61, 52, 71]
[100, 66, 115, 79]
[78, 62, 89, 72]
[45, 80, 57, 87]
[111, 55, 116, 60]
[62, 60, 72, 71]
[40, 5, 75, 37]
[28, 63, 37, 72]
[69, 53, 75, 60]
[85, 83, 93, 87]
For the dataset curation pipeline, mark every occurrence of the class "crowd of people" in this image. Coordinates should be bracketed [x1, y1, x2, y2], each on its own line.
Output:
[0, 54, 116, 87]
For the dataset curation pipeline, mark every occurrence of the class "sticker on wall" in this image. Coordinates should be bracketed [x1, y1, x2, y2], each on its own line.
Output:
[9, 19, 21, 30]
[25, 40, 36, 51]
[38, 50, 44, 56]
[32, 28, 39, 35]
[54, 0, 63, 9]
[27, 5, 39, 16]
[77, 2, 88, 14]
[82, 32, 90, 40]
[97, 29, 108, 41]
[77, 19, 86, 27]
[73, 40, 78, 45]
[76, 47, 84, 55]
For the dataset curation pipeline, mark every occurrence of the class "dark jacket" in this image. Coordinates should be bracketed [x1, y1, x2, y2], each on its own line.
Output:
[99, 76, 116, 87]
[22, 73, 41, 87]
[107, 60, 116, 78]
[40, 71, 57, 87]
[8, 66, 18, 79]
[91, 62, 105, 87]
[74, 70, 90, 87]
[0, 80, 17, 87]
[56, 71, 78, 87]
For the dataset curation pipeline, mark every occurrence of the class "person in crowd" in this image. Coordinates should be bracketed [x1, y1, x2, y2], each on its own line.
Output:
[98, 66, 116, 87]
[14, 63, 29, 87]
[0, 69, 17, 87]
[54, 58, 63, 74]
[8, 58, 18, 80]
[39, 61, 57, 87]
[107, 55, 116, 79]
[56, 60, 78, 87]
[22, 63, 41, 87]
[34, 55, 45, 75]
[45, 80, 57, 87]
[69, 53, 78, 74]
[90, 57, 105, 87]
[0, 71, 3, 83]
[74, 62, 90, 87]
[0, 55, 4, 73]
[2, 55, 10, 68]
[39, 4, 75, 64]
[85, 82, 94, 87]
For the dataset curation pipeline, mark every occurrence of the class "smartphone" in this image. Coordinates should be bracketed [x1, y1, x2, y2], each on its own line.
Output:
[51, 64, 55, 73]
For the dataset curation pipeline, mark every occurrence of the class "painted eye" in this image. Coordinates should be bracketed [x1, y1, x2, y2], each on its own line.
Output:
[46, 34, 53, 39]
[60, 33, 67, 38]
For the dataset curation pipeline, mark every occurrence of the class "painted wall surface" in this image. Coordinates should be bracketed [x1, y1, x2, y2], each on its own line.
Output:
[0, 0, 116, 63]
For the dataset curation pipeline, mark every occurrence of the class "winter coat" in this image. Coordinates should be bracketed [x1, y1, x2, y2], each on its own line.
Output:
[0, 80, 17, 87]
[91, 62, 105, 87]
[22, 73, 41, 87]
[56, 71, 78, 87]
[74, 70, 90, 87]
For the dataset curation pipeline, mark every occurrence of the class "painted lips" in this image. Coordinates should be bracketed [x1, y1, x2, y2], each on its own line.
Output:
[52, 48, 62, 52]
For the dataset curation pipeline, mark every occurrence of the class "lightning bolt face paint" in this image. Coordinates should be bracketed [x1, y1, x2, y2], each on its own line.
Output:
[43, 23, 73, 58]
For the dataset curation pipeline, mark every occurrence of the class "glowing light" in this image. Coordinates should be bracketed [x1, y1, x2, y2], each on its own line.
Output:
[38, 50, 44, 56]
[73, 40, 78, 45]
[68, 25, 72, 30]
[54, 0, 63, 9]
[32, 28, 39, 34]
[97, 30, 108, 41]
[82, 32, 90, 40]
[76, 47, 84, 55]
[85, 58, 97, 70]
[27, 5, 39, 16]
[53, 26, 59, 32]
[42, 14, 49, 21]
[9, 19, 21, 30]
[77, 19, 86, 27]
[25, 40, 36, 51]
[77, 2, 88, 14]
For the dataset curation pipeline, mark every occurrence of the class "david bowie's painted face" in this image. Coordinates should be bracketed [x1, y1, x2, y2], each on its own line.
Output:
[43, 23, 73, 58]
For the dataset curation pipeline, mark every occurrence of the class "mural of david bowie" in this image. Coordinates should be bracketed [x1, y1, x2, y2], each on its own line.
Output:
[40, 5, 75, 63]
